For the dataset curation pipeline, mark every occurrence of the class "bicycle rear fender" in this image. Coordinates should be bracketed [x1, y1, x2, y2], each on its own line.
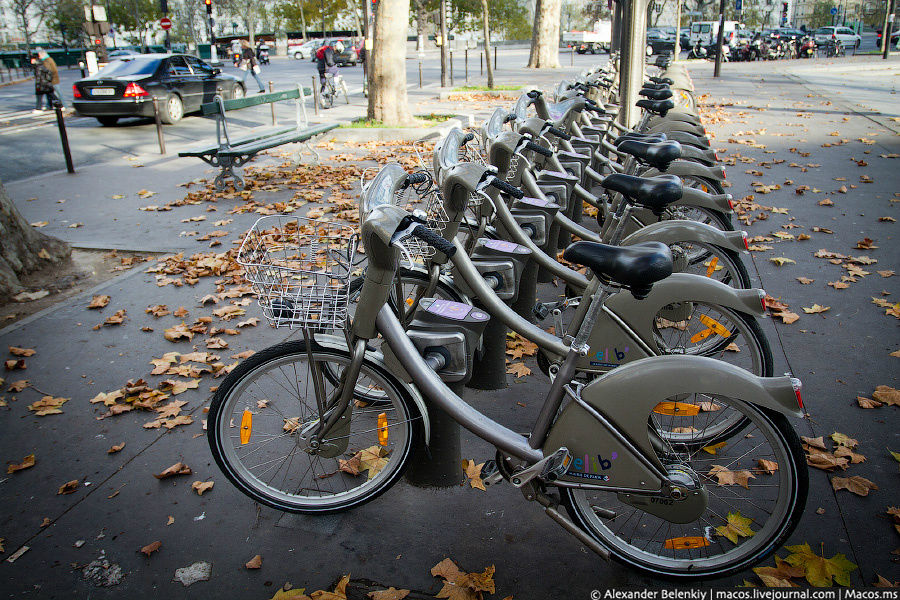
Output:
[645, 120, 706, 136]
[543, 355, 801, 490]
[313, 333, 431, 446]
[643, 161, 726, 183]
[621, 219, 746, 253]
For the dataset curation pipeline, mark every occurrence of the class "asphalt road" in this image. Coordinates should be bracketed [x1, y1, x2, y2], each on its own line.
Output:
[0, 38, 884, 184]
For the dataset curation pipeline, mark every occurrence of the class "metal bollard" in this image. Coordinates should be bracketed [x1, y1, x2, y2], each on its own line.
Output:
[54, 103, 75, 174]
[571, 46, 575, 66]
[268, 81, 276, 125]
[404, 383, 464, 488]
[311, 75, 319, 115]
[481, 51, 483, 76]
[151, 97, 166, 155]
[419, 60, 423, 88]
[450, 51, 453, 86]
[494, 46, 497, 70]
[465, 49, 468, 82]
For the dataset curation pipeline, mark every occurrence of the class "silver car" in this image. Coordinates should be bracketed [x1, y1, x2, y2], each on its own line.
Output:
[813, 26, 861, 48]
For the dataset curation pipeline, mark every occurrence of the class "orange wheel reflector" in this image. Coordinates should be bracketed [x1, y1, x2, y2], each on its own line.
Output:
[240, 410, 252, 445]
[653, 401, 701, 416]
[690, 328, 713, 344]
[701, 184, 709, 193]
[377, 412, 389, 446]
[705, 256, 719, 277]
[698, 314, 731, 338]
[664, 536, 711, 550]
[406, 298, 415, 306]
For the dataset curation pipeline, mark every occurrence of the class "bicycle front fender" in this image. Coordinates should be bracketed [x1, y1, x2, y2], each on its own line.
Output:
[313, 334, 432, 446]
[621, 219, 746, 253]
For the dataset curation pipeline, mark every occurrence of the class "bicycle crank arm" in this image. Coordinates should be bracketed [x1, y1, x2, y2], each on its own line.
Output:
[510, 447, 572, 487]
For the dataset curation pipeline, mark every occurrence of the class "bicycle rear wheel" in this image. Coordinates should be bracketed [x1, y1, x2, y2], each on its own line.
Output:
[563, 399, 807, 578]
[208, 340, 421, 513]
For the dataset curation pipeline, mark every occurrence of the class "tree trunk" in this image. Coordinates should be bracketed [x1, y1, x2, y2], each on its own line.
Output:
[300, 3, 308, 39]
[527, 0, 561, 68]
[367, 0, 414, 126]
[414, 0, 427, 52]
[439, 0, 448, 87]
[481, 0, 494, 88]
[0, 180, 71, 301]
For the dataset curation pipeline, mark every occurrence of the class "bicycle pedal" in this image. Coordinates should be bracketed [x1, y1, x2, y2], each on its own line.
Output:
[479, 460, 503, 486]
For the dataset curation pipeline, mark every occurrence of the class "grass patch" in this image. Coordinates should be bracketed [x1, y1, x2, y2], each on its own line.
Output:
[340, 113, 455, 128]
[451, 84, 523, 92]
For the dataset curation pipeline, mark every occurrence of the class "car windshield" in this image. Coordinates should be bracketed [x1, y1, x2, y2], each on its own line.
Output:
[97, 58, 161, 77]
[815, 28, 832, 34]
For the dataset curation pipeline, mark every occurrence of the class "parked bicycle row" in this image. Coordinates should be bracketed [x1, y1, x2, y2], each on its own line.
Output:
[206, 52, 808, 581]
[689, 28, 860, 61]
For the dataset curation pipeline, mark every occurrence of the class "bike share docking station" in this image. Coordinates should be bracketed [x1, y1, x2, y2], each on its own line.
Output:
[381, 297, 490, 487]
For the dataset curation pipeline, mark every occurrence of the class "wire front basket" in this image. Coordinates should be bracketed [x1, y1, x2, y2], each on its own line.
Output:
[392, 172, 449, 263]
[237, 215, 358, 331]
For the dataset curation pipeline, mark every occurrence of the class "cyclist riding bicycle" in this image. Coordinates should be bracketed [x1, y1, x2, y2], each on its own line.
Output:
[316, 40, 342, 93]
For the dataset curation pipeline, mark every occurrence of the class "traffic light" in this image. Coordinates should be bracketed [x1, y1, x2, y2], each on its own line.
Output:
[781, 2, 788, 25]
[205, 0, 212, 15]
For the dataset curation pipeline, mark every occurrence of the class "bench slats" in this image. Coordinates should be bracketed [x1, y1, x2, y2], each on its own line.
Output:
[200, 87, 312, 116]
[218, 123, 338, 157]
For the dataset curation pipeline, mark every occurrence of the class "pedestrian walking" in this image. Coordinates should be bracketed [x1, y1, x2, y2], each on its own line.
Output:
[34, 48, 64, 109]
[239, 39, 265, 93]
[30, 54, 57, 113]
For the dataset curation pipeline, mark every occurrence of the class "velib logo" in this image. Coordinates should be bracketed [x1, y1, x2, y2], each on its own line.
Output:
[568, 452, 618, 481]
[589, 346, 629, 368]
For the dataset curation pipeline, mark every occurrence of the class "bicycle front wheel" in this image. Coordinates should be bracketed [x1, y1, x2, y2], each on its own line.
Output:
[563, 399, 807, 578]
[208, 340, 421, 513]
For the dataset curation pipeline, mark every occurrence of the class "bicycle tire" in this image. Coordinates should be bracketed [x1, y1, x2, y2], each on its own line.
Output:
[208, 339, 422, 514]
[562, 402, 807, 579]
[675, 243, 751, 289]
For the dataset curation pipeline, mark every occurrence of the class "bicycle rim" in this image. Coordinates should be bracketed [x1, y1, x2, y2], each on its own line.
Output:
[209, 341, 418, 513]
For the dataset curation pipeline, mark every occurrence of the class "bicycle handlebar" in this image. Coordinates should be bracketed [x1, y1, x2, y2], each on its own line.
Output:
[405, 172, 430, 187]
[546, 126, 571, 141]
[525, 141, 553, 157]
[527, 90, 542, 99]
[489, 178, 525, 199]
[412, 225, 456, 258]
[462, 132, 475, 143]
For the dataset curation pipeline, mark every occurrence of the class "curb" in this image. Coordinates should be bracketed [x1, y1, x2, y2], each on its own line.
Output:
[0, 76, 33, 88]
[437, 89, 523, 101]
[322, 114, 475, 142]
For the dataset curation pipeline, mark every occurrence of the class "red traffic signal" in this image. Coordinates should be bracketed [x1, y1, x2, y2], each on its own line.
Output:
[205, 0, 212, 14]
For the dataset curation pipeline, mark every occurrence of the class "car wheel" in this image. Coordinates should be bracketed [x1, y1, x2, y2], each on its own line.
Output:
[232, 84, 245, 100]
[160, 93, 184, 124]
[855, 39, 860, 49]
[97, 116, 119, 126]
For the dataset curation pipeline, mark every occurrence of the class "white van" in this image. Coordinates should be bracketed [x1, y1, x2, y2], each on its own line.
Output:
[689, 21, 741, 46]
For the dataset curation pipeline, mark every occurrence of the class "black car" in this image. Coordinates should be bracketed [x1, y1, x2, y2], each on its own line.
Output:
[72, 53, 244, 126]
[647, 29, 676, 55]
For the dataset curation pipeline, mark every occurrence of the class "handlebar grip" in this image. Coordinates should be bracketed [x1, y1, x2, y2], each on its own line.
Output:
[527, 90, 543, 99]
[525, 141, 553, 157]
[503, 113, 517, 124]
[412, 225, 456, 258]
[546, 126, 572, 141]
[489, 178, 525, 199]
[462, 132, 475, 143]
[405, 171, 430, 187]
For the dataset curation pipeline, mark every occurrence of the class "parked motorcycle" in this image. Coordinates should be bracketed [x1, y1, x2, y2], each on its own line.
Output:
[798, 35, 816, 58]
[257, 44, 270, 65]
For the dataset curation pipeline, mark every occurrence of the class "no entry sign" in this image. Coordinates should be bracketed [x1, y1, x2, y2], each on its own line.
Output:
[160, 17, 172, 30]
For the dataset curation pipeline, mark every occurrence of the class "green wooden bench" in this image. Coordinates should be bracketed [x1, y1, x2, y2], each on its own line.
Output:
[179, 84, 338, 189]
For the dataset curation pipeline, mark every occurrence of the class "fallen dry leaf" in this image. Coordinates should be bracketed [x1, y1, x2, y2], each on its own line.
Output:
[872, 386, 900, 406]
[191, 480, 214, 496]
[140, 541, 161, 556]
[802, 304, 830, 314]
[154, 462, 192, 479]
[462, 459, 486, 491]
[245, 554, 262, 569]
[7, 453, 35, 474]
[107, 442, 126, 454]
[57, 479, 79, 495]
[28, 395, 69, 416]
[506, 362, 531, 378]
[87, 295, 110, 309]
[831, 475, 878, 496]
[8, 346, 35, 357]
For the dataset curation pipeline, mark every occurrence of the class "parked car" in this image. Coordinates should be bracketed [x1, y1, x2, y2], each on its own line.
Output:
[288, 39, 322, 60]
[108, 49, 141, 58]
[72, 54, 244, 126]
[329, 38, 361, 66]
[679, 28, 691, 49]
[646, 29, 676, 55]
[813, 26, 861, 48]
[876, 27, 900, 47]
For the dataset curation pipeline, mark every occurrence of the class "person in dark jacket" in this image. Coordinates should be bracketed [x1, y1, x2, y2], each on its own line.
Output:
[239, 39, 265, 93]
[315, 40, 340, 92]
[30, 55, 56, 113]
[35, 48, 63, 109]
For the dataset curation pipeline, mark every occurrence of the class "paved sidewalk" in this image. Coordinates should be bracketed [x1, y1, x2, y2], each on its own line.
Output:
[1, 57, 898, 598]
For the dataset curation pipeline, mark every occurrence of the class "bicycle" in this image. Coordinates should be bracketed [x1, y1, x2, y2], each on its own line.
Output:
[208, 166, 808, 579]
[321, 70, 349, 110]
